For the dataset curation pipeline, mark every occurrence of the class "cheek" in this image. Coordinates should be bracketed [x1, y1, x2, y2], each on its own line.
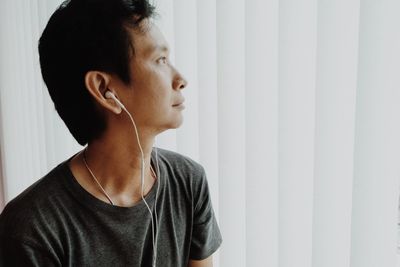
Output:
[132, 63, 172, 101]
[137, 69, 168, 91]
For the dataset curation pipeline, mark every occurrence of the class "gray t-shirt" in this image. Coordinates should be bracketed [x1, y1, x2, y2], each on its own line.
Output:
[0, 147, 222, 266]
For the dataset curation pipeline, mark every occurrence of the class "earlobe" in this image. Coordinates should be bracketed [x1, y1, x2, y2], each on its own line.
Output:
[105, 91, 126, 111]
[104, 90, 124, 114]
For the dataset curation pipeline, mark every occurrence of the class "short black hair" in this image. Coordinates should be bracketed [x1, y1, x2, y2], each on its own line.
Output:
[38, 0, 155, 146]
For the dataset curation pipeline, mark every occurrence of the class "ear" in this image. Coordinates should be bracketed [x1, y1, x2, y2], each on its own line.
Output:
[84, 71, 122, 114]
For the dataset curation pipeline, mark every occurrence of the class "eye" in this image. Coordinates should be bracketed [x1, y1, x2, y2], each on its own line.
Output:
[157, 56, 168, 64]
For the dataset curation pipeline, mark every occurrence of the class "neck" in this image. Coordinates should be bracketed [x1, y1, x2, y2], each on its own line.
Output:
[82, 127, 157, 198]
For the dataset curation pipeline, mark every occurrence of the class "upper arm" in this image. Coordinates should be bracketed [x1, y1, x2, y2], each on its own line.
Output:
[189, 165, 222, 262]
[188, 256, 213, 267]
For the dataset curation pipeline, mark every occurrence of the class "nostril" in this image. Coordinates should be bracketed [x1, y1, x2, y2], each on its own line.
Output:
[174, 77, 187, 90]
[180, 79, 187, 89]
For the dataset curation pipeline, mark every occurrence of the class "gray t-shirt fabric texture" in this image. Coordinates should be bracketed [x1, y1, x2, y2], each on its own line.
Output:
[0, 147, 222, 266]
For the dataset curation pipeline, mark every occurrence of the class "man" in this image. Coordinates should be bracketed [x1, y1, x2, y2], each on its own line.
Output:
[0, 0, 222, 266]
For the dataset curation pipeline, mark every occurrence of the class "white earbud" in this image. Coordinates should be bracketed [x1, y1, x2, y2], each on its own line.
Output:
[105, 90, 126, 110]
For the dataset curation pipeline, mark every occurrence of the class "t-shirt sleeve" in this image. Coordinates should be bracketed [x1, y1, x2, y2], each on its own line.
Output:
[189, 166, 223, 260]
[0, 235, 60, 267]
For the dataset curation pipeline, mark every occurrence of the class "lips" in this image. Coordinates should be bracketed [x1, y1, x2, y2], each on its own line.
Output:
[172, 98, 185, 107]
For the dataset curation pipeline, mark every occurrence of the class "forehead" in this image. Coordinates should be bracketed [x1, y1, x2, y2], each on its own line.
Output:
[130, 21, 169, 58]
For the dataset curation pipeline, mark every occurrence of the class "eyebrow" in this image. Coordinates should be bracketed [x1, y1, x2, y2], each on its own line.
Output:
[146, 44, 170, 56]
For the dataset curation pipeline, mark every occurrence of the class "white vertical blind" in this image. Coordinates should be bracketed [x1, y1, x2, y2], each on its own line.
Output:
[279, 1, 317, 266]
[312, 1, 360, 266]
[1, 1, 400, 267]
[246, 0, 279, 266]
[350, 1, 400, 266]
[216, 0, 246, 266]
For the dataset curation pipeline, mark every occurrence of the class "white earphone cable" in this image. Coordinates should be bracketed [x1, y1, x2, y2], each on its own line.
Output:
[119, 103, 160, 267]
[86, 91, 160, 267]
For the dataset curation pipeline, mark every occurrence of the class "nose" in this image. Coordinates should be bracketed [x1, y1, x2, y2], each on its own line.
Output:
[173, 71, 188, 90]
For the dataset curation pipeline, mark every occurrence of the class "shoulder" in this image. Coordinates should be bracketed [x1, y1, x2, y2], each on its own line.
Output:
[155, 147, 204, 171]
[155, 147, 206, 179]
[154, 147, 208, 198]
[0, 161, 67, 241]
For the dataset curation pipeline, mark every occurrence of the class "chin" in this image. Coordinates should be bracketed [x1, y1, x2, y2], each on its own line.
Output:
[166, 116, 184, 129]
[157, 119, 184, 133]
[171, 119, 184, 129]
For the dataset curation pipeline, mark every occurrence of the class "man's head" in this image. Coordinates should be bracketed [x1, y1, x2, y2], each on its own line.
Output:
[39, 0, 187, 146]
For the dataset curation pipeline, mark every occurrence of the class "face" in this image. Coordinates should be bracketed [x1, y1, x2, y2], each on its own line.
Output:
[116, 20, 187, 134]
